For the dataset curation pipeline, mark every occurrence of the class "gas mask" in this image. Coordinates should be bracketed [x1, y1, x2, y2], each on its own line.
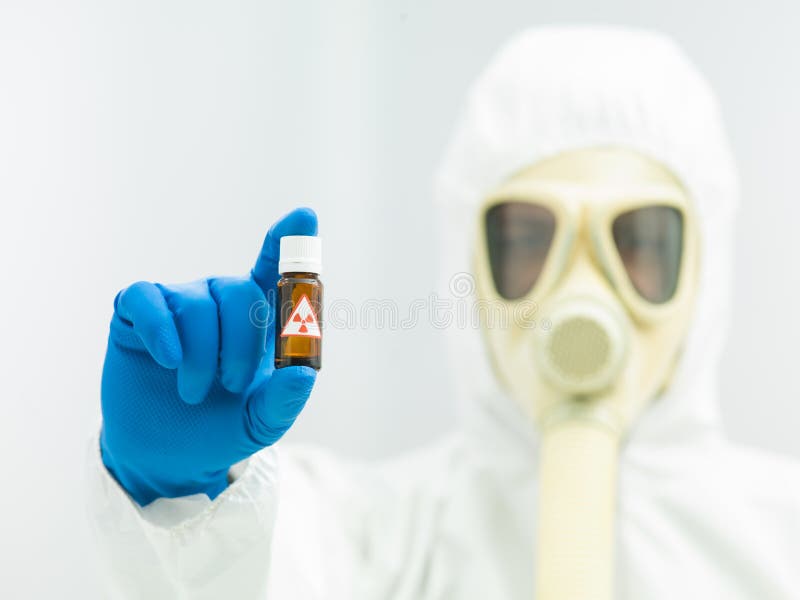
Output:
[474, 146, 699, 433]
[473, 146, 700, 600]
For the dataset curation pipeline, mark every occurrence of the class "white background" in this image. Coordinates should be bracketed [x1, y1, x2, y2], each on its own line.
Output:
[1, 1, 799, 597]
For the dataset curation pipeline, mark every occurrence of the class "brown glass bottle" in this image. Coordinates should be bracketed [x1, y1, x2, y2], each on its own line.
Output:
[275, 234, 322, 369]
[275, 272, 323, 370]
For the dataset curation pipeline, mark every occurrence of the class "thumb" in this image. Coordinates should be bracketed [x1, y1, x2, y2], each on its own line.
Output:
[244, 366, 317, 447]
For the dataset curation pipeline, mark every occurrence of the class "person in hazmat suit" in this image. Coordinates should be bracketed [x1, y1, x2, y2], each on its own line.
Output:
[88, 26, 800, 599]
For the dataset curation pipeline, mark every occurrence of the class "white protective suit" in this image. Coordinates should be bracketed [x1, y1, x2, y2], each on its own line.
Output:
[88, 26, 800, 599]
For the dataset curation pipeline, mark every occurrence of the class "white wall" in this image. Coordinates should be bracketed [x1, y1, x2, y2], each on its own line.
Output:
[1, 1, 798, 597]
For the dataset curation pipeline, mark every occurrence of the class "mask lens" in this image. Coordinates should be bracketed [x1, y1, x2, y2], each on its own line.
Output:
[612, 205, 683, 304]
[485, 202, 556, 300]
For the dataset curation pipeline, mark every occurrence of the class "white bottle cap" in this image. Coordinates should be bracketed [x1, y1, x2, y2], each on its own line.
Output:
[279, 235, 322, 275]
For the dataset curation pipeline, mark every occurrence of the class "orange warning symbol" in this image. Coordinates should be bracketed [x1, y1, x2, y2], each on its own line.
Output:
[280, 294, 321, 338]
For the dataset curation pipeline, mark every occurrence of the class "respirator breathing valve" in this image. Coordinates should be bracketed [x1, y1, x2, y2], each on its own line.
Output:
[536, 298, 629, 396]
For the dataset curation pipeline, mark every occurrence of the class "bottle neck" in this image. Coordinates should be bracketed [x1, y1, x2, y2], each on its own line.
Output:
[280, 271, 319, 279]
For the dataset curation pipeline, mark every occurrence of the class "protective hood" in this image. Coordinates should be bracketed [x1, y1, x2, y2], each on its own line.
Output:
[434, 25, 740, 449]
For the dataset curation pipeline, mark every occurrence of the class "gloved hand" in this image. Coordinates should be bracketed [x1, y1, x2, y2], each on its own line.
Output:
[100, 207, 318, 506]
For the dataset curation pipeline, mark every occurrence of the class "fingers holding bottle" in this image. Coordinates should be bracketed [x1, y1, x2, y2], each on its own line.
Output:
[251, 207, 318, 295]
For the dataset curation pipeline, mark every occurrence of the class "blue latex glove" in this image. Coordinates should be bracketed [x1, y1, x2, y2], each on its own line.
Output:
[100, 207, 318, 506]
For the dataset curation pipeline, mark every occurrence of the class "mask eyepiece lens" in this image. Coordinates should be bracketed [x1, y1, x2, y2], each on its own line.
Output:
[485, 202, 556, 300]
[611, 205, 683, 304]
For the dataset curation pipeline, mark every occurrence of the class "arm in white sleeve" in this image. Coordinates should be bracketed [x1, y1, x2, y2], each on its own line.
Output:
[86, 433, 280, 600]
[88, 431, 460, 600]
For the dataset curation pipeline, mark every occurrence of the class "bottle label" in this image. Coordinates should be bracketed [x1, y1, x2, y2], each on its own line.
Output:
[280, 294, 322, 338]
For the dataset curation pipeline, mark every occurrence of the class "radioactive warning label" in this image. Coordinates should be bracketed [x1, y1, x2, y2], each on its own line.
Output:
[280, 294, 321, 338]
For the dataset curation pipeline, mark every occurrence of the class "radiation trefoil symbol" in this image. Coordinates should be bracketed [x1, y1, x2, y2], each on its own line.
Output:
[280, 294, 321, 338]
